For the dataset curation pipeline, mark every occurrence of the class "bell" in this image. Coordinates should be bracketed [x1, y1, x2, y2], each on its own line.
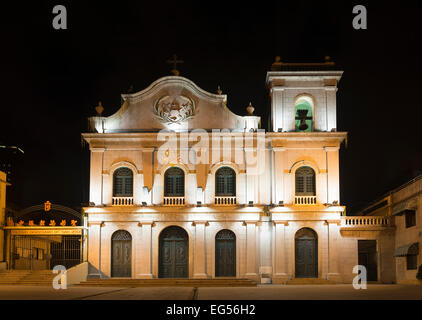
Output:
[297, 109, 309, 130]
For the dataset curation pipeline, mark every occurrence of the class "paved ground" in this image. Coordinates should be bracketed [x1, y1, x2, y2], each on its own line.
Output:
[0, 284, 421, 300]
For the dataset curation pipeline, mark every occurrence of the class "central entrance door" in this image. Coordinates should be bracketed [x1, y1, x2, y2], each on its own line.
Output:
[358, 240, 378, 281]
[215, 229, 236, 277]
[295, 228, 318, 278]
[159, 226, 188, 278]
[111, 230, 132, 277]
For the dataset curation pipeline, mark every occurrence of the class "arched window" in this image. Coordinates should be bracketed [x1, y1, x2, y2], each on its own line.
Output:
[113, 167, 133, 197]
[295, 96, 313, 132]
[164, 167, 185, 197]
[295, 166, 316, 196]
[215, 167, 236, 196]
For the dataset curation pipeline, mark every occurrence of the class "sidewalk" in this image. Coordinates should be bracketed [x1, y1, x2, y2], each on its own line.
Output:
[0, 284, 421, 300]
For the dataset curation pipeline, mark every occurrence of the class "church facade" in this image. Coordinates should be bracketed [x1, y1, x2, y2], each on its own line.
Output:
[82, 64, 395, 283]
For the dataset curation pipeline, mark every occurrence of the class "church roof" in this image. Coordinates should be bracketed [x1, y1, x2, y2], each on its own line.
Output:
[88, 76, 260, 133]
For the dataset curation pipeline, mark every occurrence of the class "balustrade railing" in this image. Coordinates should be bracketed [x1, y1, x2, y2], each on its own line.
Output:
[215, 196, 237, 206]
[342, 216, 390, 227]
[294, 196, 317, 205]
[163, 197, 185, 206]
[112, 197, 134, 206]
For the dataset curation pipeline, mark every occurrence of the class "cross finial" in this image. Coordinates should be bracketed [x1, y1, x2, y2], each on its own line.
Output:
[166, 54, 184, 76]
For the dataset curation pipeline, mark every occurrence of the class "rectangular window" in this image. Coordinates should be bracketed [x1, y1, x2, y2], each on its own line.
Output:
[295, 176, 304, 193]
[407, 254, 418, 270]
[405, 210, 416, 228]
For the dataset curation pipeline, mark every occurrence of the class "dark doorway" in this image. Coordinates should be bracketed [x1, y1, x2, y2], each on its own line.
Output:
[358, 240, 378, 281]
[295, 228, 318, 278]
[215, 229, 236, 277]
[111, 230, 132, 277]
[159, 226, 189, 278]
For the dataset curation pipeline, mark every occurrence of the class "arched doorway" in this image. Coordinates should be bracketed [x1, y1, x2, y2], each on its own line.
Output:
[295, 228, 318, 278]
[215, 229, 236, 277]
[111, 230, 132, 277]
[159, 226, 189, 278]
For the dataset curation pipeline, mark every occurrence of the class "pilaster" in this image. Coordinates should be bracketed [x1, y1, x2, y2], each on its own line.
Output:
[193, 221, 208, 278]
[272, 220, 289, 283]
[136, 221, 154, 279]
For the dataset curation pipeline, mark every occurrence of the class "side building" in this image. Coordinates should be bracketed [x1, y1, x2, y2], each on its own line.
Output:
[358, 175, 422, 284]
[0, 171, 9, 270]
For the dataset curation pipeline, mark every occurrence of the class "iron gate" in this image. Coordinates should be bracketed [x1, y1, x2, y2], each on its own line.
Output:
[11, 235, 82, 270]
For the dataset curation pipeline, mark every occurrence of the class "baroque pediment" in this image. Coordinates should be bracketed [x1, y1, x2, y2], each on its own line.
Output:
[89, 76, 259, 132]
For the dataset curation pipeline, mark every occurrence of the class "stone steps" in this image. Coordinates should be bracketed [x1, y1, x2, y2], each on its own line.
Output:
[0, 270, 58, 286]
[75, 278, 257, 287]
[285, 278, 338, 285]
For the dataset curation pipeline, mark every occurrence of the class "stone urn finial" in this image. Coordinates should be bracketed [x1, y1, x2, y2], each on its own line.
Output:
[95, 101, 104, 116]
[246, 102, 254, 115]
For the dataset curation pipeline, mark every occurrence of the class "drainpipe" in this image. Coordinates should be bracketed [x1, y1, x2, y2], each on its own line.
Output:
[101, 149, 104, 205]
[325, 149, 329, 204]
[326, 220, 329, 280]
[99, 222, 103, 278]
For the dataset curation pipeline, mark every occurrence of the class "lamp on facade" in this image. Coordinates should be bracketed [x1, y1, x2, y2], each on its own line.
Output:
[324, 201, 339, 207]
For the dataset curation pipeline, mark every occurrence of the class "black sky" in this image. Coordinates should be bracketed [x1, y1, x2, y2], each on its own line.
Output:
[1, 1, 421, 213]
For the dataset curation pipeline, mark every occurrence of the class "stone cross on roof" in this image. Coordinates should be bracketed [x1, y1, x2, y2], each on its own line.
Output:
[167, 54, 184, 76]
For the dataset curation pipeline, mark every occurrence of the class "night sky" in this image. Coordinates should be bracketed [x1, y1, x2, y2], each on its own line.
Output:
[1, 1, 421, 213]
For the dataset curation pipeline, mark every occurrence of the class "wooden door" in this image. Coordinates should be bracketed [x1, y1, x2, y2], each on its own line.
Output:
[295, 228, 318, 278]
[215, 230, 236, 277]
[159, 226, 188, 278]
[111, 231, 132, 277]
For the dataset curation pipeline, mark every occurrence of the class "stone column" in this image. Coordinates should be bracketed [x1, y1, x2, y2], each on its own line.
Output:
[137, 221, 154, 279]
[273, 147, 286, 205]
[326, 220, 342, 282]
[245, 148, 256, 205]
[245, 221, 258, 280]
[193, 221, 208, 278]
[89, 148, 104, 206]
[273, 221, 289, 283]
[270, 87, 285, 132]
[4, 231, 10, 269]
[325, 87, 337, 131]
[324, 146, 340, 204]
[87, 222, 102, 277]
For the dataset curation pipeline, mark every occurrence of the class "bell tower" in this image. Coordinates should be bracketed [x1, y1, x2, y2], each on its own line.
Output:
[266, 57, 343, 133]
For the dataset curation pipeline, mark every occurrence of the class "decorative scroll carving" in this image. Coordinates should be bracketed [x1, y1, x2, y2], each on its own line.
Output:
[154, 95, 195, 124]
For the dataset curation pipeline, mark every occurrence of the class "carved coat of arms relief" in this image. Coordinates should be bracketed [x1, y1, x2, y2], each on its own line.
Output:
[153, 95, 196, 124]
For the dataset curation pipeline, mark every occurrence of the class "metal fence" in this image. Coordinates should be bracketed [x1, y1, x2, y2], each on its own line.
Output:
[11, 235, 82, 270]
